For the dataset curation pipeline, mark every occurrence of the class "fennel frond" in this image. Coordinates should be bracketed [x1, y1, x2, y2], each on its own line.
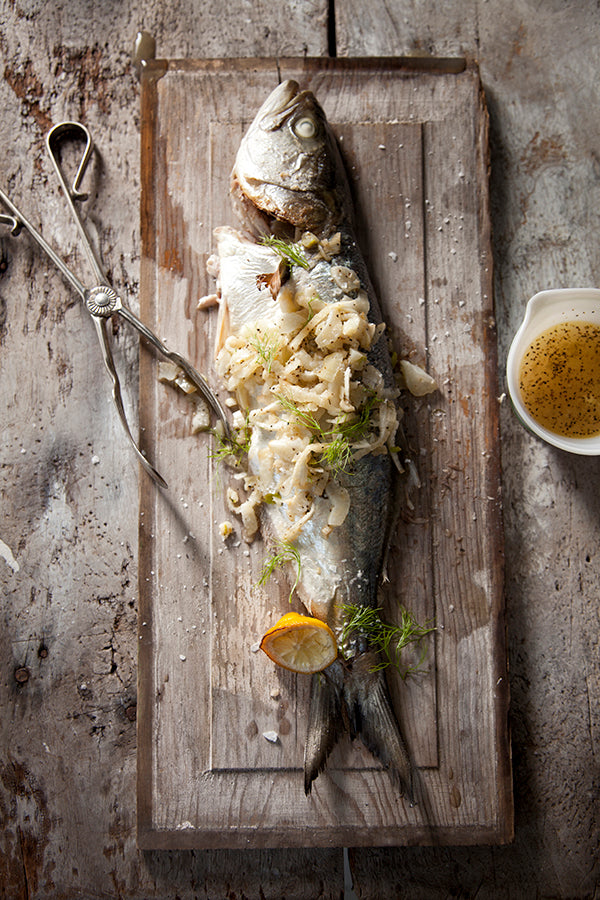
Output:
[340, 604, 435, 678]
[210, 418, 251, 467]
[275, 390, 380, 476]
[260, 236, 310, 270]
[248, 328, 281, 373]
[257, 540, 302, 602]
[275, 392, 322, 434]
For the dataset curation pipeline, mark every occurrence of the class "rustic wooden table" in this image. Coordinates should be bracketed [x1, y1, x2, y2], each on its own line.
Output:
[1, 2, 598, 898]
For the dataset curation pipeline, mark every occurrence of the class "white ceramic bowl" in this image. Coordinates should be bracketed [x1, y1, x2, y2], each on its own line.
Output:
[506, 288, 600, 455]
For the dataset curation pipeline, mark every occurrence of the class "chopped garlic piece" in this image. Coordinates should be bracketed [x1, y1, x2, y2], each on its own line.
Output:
[197, 293, 219, 309]
[232, 409, 246, 429]
[191, 400, 210, 433]
[331, 265, 361, 293]
[299, 231, 320, 250]
[237, 487, 262, 538]
[318, 232, 341, 260]
[157, 361, 181, 383]
[400, 360, 438, 396]
[226, 487, 240, 508]
[158, 361, 198, 395]
[326, 483, 350, 527]
[219, 521, 234, 540]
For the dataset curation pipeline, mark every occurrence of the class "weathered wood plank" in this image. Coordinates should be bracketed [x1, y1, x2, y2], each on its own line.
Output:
[339, 3, 600, 899]
[137, 57, 511, 849]
[0, 1, 342, 896]
[335, 0, 480, 58]
[2, 0, 598, 894]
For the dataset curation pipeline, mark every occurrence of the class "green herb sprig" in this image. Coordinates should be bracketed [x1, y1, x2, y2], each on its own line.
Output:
[340, 605, 435, 678]
[210, 419, 251, 467]
[261, 236, 310, 270]
[320, 433, 353, 474]
[257, 540, 302, 602]
[322, 394, 381, 473]
[248, 328, 281, 373]
[275, 392, 322, 434]
[275, 391, 380, 476]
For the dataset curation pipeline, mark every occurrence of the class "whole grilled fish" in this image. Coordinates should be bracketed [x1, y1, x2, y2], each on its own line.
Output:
[209, 80, 412, 796]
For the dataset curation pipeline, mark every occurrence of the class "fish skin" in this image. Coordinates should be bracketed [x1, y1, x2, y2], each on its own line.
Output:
[216, 80, 413, 796]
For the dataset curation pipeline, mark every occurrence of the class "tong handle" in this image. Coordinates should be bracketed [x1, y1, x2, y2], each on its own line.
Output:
[46, 121, 107, 287]
[0, 186, 87, 298]
[46, 121, 92, 200]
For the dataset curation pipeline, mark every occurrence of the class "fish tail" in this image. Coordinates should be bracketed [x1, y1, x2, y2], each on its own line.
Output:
[345, 653, 414, 800]
[304, 662, 344, 795]
[304, 653, 413, 798]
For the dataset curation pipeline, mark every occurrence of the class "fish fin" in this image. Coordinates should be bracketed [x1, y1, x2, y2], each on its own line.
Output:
[304, 663, 344, 795]
[344, 654, 414, 801]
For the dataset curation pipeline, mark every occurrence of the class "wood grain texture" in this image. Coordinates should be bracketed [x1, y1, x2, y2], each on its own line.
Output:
[340, 3, 600, 898]
[137, 57, 511, 849]
[1, 0, 599, 895]
[0, 2, 342, 897]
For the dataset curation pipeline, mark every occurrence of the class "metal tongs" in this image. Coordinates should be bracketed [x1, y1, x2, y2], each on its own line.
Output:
[0, 121, 229, 489]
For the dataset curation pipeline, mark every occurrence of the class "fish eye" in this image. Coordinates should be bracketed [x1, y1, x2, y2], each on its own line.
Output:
[292, 116, 317, 139]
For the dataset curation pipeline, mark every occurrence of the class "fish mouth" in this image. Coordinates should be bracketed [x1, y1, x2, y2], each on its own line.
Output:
[255, 80, 308, 131]
[231, 173, 330, 237]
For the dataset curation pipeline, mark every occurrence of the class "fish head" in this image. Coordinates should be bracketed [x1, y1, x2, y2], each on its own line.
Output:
[232, 80, 352, 235]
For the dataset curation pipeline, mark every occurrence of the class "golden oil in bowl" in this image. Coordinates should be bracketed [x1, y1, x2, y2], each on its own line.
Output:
[506, 288, 600, 455]
[518, 320, 600, 438]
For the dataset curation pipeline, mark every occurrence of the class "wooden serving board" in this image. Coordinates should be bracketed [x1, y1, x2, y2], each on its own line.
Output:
[137, 57, 513, 849]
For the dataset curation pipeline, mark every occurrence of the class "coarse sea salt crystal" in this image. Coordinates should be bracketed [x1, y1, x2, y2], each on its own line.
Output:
[262, 731, 279, 743]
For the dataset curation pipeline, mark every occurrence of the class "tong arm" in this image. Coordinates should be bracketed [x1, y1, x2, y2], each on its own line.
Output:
[83, 287, 232, 485]
[93, 315, 168, 489]
[117, 304, 231, 442]
[0, 187, 87, 299]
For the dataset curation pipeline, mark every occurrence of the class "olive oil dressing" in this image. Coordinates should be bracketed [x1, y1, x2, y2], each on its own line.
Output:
[518, 320, 600, 438]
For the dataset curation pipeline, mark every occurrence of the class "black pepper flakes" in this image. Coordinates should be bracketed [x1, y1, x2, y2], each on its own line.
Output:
[518, 321, 600, 437]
